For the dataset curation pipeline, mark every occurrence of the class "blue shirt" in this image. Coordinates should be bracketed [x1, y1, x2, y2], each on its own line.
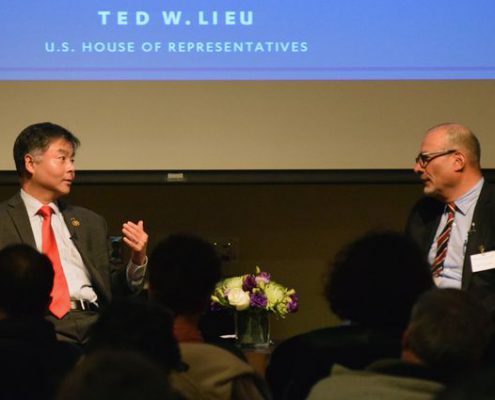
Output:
[428, 178, 484, 288]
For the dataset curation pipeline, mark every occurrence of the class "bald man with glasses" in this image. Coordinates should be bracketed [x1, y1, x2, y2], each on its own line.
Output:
[406, 122, 495, 316]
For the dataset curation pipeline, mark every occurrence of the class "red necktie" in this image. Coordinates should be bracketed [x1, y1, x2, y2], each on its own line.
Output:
[431, 203, 456, 277]
[38, 205, 71, 318]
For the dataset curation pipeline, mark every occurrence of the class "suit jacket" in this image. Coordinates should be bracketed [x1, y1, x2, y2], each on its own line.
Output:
[0, 192, 129, 307]
[406, 182, 495, 314]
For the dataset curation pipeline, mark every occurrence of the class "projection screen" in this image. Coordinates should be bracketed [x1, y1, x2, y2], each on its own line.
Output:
[1, 1, 494, 171]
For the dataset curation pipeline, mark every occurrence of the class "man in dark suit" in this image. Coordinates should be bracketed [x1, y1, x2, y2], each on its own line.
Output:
[0, 122, 148, 344]
[406, 122, 495, 315]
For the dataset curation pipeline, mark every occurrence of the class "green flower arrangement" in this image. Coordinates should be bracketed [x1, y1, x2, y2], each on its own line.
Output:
[211, 266, 299, 318]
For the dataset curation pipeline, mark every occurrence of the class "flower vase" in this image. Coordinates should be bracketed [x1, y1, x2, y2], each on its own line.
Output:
[235, 310, 270, 349]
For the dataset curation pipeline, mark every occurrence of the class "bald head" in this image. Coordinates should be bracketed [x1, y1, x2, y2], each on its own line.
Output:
[427, 123, 481, 168]
[414, 123, 483, 202]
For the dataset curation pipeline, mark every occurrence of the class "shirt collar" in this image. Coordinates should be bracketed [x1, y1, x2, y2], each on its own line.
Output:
[451, 177, 484, 216]
[20, 189, 61, 217]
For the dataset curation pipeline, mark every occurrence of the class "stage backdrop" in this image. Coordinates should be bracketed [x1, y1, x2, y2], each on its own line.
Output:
[1, 1, 494, 171]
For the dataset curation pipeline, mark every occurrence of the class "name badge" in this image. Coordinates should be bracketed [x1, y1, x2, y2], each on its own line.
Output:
[471, 250, 495, 272]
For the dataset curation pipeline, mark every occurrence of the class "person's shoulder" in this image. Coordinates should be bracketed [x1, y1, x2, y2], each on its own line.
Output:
[477, 183, 495, 224]
[407, 196, 444, 229]
[307, 364, 373, 400]
[0, 199, 9, 213]
[410, 195, 443, 214]
[0, 192, 22, 211]
[480, 182, 495, 200]
[274, 325, 370, 353]
[268, 326, 367, 374]
[179, 342, 257, 382]
[180, 342, 252, 371]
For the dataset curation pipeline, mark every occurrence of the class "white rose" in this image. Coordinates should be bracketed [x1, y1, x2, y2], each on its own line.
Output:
[227, 288, 251, 311]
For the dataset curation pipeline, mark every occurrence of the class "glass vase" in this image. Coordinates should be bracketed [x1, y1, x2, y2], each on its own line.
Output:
[235, 309, 270, 349]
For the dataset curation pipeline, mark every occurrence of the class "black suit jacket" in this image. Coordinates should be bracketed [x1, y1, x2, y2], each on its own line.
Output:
[0, 192, 129, 306]
[406, 182, 495, 314]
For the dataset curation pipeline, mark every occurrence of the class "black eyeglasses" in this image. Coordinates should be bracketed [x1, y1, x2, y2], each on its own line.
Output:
[415, 149, 456, 167]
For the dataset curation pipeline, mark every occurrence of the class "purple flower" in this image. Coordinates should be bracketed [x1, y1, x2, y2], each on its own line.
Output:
[242, 275, 257, 292]
[250, 292, 268, 308]
[255, 271, 271, 284]
[288, 294, 299, 313]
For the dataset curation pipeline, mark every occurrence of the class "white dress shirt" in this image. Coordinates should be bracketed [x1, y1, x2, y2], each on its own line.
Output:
[21, 190, 146, 303]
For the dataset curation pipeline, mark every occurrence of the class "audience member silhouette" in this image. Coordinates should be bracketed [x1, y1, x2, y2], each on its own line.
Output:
[308, 288, 492, 400]
[84, 297, 184, 377]
[266, 231, 434, 400]
[148, 233, 223, 343]
[148, 233, 270, 400]
[0, 244, 80, 400]
[56, 350, 181, 400]
[435, 367, 495, 400]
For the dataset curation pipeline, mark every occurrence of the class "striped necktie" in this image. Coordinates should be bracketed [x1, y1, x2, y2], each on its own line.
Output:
[431, 203, 456, 277]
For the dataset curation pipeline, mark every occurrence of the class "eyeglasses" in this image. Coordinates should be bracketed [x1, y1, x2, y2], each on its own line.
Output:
[415, 149, 456, 167]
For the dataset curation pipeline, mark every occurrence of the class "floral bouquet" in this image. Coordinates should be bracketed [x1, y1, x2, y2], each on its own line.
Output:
[211, 266, 299, 318]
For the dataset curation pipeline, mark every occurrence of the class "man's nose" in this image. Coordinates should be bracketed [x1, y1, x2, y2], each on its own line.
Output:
[413, 162, 423, 175]
[67, 159, 76, 172]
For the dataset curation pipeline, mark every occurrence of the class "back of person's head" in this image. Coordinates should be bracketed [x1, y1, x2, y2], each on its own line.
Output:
[148, 233, 222, 316]
[14, 122, 80, 178]
[85, 298, 183, 375]
[56, 350, 180, 400]
[403, 288, 492, 379]
[325, 231, 433, 329]
[0, 244, 54, 318]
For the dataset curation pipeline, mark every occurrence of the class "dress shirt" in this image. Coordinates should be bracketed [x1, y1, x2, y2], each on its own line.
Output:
[20, 190, 146, 303]
[428, 178, 484, 288]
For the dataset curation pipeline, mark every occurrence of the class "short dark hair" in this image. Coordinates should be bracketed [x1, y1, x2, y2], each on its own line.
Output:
[406, 288, 492, 377]
[85, 298, 183, 375]
[56, 350, 178, 400]
[325, 231, 433, 328]
[148, 234, 222, 316]
[13, 122, 80, 178]
[0, 244, 54, 317]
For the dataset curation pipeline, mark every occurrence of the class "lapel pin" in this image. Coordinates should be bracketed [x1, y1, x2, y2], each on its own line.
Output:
[71, 218, 81, 227]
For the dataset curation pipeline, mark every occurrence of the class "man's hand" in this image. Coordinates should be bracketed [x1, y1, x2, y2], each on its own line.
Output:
[122, 220, 148, 265]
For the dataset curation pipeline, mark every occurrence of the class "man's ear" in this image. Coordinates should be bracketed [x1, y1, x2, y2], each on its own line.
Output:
[402, 326, 411, 350]
[24, 154, 36, 175]
[401, 325, 424, 365]
[452, 151, 466, 172]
